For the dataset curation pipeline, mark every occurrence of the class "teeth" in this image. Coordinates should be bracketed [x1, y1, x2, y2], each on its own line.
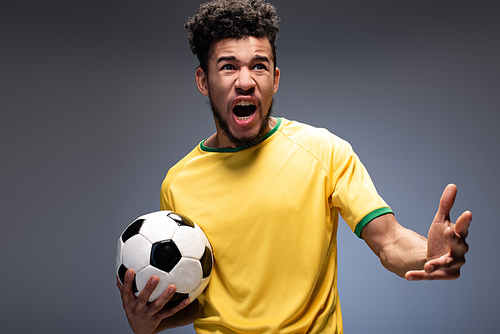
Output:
[236, 100, 255, 107]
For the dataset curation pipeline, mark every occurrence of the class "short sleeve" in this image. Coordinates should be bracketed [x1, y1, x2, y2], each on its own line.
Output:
[329, 140, 392, 238]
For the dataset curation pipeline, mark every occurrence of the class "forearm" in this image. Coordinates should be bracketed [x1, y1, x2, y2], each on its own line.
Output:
[362, 185, 470, 281]
[362, 214, 427, 278]
[377, 227, 427, 277]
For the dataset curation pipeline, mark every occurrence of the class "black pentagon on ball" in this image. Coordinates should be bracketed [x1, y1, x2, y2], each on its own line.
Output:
[150, 240, 182, 272]
[121, 219, 145, 242]
[118, 264, 138, 294]
[168, 212, 195, 228]
[200, 246, 213, 278]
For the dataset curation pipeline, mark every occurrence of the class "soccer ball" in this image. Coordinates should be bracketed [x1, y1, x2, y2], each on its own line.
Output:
[116, 211, 213, 307]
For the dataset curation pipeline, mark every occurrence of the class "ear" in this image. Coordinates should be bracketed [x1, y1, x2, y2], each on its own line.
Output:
[196, 67, 209, 96]
[273, 67, 280, 94]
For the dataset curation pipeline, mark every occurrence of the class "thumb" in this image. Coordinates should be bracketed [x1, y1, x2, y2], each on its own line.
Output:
[434, 184, 457, 223]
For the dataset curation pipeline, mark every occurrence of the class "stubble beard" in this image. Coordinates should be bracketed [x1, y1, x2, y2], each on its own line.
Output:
[209, 97, 274, 148]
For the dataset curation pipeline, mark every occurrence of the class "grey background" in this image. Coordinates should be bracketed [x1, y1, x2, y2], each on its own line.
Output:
[1, 0, 498, 333]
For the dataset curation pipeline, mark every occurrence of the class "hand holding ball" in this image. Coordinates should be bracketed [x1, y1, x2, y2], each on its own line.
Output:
[116, 211, 213, 308]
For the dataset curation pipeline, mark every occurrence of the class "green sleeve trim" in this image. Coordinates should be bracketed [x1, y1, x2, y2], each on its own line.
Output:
[200, 118, 283, 152]
[354, 207, 394, 239]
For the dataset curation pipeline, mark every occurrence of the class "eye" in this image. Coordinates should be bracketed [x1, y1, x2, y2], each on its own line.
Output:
[253, 64, 267, 70]
[221, 64, 235, 71]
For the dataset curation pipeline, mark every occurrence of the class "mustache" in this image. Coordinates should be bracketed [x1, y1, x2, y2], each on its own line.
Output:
[235, 87, 255, 96]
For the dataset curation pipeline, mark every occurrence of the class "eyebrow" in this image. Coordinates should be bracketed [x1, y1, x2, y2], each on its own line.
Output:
[216, 56, 237, 64]
[254, 55, 271, 63]
[216, 55, 271, 64]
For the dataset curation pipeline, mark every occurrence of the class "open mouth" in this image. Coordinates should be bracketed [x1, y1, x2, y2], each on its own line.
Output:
[233, 100, 257, 120]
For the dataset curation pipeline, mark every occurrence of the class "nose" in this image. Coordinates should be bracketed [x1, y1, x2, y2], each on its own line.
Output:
[235, 67, 255, 93]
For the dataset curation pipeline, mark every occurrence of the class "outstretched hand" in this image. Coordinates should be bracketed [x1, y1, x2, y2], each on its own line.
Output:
[405, 184, 471, 281]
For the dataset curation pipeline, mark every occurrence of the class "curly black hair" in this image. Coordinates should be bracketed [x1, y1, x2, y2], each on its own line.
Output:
[185, 0, 280, 72]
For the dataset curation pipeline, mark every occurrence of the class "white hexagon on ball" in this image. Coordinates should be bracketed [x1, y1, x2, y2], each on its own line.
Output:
[135, 265, 172, 302]
[190, 276, 210, 302]
[173, 225, 205, 259]
[122, 234, 151, 271]
[139, 214, 178, 243]
[195, 224, 212, 250]
[170, 258, 203, 293]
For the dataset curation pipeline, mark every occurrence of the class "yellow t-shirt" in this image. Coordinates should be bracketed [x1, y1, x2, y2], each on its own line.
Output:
[160, 118, 392, 333]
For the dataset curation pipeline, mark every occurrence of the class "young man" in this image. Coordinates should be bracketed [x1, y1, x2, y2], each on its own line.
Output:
[117, 1, 471, 333]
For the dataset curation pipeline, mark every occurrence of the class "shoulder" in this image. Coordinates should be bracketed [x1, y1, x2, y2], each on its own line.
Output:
[278, 118, 353, 159]
[162, 144, 203, 187]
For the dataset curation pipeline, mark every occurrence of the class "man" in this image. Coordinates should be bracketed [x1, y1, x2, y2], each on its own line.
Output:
[117, 1, 471, 333]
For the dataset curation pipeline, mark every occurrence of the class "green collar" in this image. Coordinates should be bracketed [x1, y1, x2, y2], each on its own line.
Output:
[200, 117, 283, 153]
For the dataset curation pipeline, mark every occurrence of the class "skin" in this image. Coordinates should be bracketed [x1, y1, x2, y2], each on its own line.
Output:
[195, 37, 280, 149]
[117, 37, 471, 333]
[117, 37, 281, 334]
[362, 183, 471, 281]
[116, 273, 200, 334]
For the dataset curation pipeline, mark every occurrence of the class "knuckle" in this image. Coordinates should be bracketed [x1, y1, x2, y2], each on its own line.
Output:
[137, 294, 149, 304]
[444, 257, 454, 268]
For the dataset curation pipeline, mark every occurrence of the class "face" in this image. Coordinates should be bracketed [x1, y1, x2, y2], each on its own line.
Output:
[196, 37, 280, 148]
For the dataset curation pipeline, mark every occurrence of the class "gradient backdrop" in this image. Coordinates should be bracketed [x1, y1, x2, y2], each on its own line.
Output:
[2, 0, 498, 333]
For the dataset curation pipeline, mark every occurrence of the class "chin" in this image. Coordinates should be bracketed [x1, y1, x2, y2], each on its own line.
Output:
[210, 98, 274, 148]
